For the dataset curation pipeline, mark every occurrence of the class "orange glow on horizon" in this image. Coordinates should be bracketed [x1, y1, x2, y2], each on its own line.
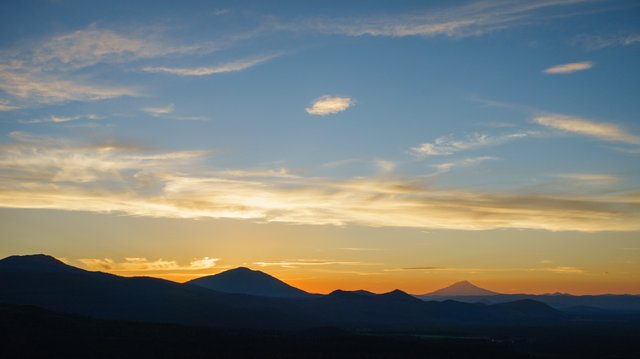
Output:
[103, 269, 640, 296]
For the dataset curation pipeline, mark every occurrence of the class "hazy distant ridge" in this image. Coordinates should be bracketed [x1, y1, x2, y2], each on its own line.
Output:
[422, 280, 500, 296]
[417, 280, 640, 311]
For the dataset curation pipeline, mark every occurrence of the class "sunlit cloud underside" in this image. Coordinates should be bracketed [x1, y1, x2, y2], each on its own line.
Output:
[1, 132, 638, 232]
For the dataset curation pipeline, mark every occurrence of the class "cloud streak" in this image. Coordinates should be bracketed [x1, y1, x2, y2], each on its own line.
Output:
[78, 256, 219, 272]
[558, 173, 618, 186]
[574, 33, 640, 50]
[20, 114, 102, 124]
[429, 156, 497, 177]
[143, 104, 174, 116]
[253, 260, 365, 268]
[0, 133, 638, 232]
[412, 131, 537, 156]
[0, 67, 136, 105]
[142, 54, 279, 76]
[534, 115, 640, 144]
[0, 99, 18, 111]
[142, 104, 208, 121]
[544, 61, 593, 74]
[289, 0, 589, 39]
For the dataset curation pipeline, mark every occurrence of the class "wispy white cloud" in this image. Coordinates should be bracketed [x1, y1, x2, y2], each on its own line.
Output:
[143, 104, 174, 116]
[430, 156, 496, 176]
[573, 33, 640, 50]
[0, 25, 211, 107]
[290, 0, 590, 38]
[0, 67, 137, 104]
[412, 131, 537, 156]
[31, 25, 211, 70]
[212, 8, 232, 16]
[306, 95, 353, 115]
[544, 61, 593, 74]
[142, 104, 208, 121]
[0, 133, 638, 232]
[534, 115, 640, 144]
[253, 260, 364, 268]
[558, 173, 618, 186]
[621, 35, 639, 45]
[78, 256, 219, 272]
[0, 99, 18, 111]
[1, 131, 208, 183]
[142, 54, 279, 76]
[20, 114, 102, 124]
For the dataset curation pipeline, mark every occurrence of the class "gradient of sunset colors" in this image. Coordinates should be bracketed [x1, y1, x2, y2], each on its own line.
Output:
[1, 0, 639, 295]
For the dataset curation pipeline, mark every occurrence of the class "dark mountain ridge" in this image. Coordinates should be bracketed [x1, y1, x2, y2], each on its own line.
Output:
[0, 255, 300, 329]
[187, 266, 311, 298]
[0, 254, 568, 330]
[0, 254, 80, 273]
[417, 279, 640, 311]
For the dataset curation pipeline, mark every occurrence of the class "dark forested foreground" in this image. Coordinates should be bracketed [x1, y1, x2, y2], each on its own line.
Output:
[2, 304, 640, 359]
[2, 255, 640, 358]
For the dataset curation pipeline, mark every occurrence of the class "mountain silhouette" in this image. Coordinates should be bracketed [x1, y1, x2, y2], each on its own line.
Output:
[0, 254, 81, 273]
[0, 254, 301, 329]
[0, 254, 567, 330]
[187, 266, 311, 298]
[423, 280, 500, 296]
[414, 280, 640, 311]
[379, 289, 424, 303]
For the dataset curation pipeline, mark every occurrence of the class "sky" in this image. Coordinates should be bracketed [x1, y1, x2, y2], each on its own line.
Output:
[0, 0, 639, 295]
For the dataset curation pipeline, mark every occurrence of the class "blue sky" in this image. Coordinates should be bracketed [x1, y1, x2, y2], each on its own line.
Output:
[0, 0, 639, 293]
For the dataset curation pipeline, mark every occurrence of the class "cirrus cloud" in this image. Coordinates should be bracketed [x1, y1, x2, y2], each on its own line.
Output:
[534, 115, 640, 144]
[0, 68, 137, 105]
[412, 131, 537, 156]
[289, 0, 590, 39]
[20, 114, 103, 124]
[143, 104, 174, 116]
[543, 61, 593, 74]
[32, 26, 208, 69]
[253, 260, 365, 269]
[142, 54, 279, 76]
[0, 25, 210, 108]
